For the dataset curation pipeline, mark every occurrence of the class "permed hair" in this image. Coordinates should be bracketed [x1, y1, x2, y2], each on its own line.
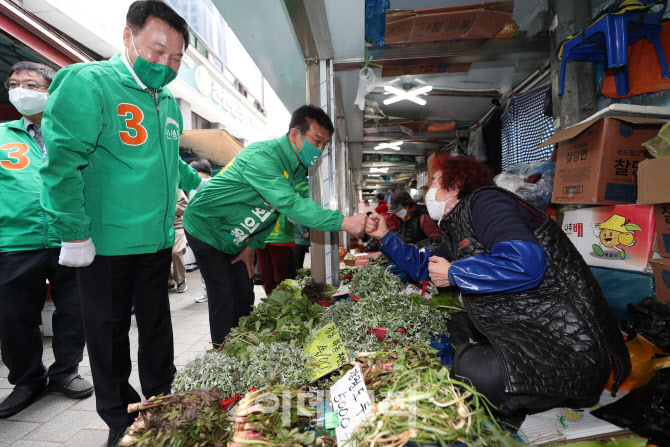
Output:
[126, 1, 189, 51]
[431, 152, 495, 198]
[9, 61, 57, 84]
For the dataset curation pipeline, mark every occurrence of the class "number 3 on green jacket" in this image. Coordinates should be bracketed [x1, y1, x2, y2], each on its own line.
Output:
[0, 119, 61, 252]
[39, 54, 202, 256]
[183, 134, 343, 255]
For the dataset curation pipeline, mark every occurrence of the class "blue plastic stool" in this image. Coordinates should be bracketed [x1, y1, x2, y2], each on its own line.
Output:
[559, 0, 669, 97]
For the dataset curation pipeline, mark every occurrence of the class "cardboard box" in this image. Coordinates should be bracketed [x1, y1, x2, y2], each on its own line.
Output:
[650, 258, 670, 304]
[544, 116, 667, 205]
[636, 155, 670, 204]
[653, 203, 670, 257]
[561, 204, 656, 273]
[385, 10, 417, 45]
[384, 1, 513, 45]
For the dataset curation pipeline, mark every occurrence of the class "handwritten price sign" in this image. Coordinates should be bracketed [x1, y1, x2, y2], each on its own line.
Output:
[330, 365, 372, 446]
[306, 321, 349, 381]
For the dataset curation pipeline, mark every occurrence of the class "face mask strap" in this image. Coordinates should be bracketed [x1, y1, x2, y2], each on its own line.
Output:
[129, 30, 140, 61]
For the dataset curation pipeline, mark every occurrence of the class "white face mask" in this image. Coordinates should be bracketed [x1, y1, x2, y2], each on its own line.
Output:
[425, 188, 448, 221]
[9, 88, 48, 117]
[396, 208, 408, 219]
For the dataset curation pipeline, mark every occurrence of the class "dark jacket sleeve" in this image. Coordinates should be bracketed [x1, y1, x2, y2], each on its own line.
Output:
[448, 190, 547, 293]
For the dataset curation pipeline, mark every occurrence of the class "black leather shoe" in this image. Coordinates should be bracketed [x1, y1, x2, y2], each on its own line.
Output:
[0, 381, 48, 418]
[48, 374, 94, 399]
[107, 426, 128, 447]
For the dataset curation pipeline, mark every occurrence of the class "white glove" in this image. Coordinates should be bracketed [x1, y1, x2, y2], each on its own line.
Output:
[59, 239, 96, 267]
[195, 178, 209, 192]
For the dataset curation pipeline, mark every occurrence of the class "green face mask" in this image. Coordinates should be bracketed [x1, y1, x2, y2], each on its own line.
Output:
[295, 129, 324, 167]
[129, 32, 178, 90]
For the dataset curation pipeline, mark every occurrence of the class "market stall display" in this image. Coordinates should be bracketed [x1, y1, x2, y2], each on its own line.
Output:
[118, 261, 521, 446]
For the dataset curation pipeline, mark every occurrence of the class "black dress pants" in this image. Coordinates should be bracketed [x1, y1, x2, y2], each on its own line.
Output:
[0, 249, 84, 386]
[76, 249, 175, 429]
[447, 312, 570, 421]
[185, 232, 254, 347]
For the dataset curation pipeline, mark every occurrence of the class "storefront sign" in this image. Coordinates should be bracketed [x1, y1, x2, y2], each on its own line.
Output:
[178, 52, 264, 140]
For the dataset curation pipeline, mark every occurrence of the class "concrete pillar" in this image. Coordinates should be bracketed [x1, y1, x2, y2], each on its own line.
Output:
[306, 60, 327, 283]
[549, 0, 596, 130]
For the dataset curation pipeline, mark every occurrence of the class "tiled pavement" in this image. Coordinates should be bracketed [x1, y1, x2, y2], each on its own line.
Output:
[0, 269, 267, 446]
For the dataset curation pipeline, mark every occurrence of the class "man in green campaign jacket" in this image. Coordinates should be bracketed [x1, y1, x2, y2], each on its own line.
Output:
[184, 105, 367, 346]
[0, 62, 93, 419]
[38, 2, 204, 444]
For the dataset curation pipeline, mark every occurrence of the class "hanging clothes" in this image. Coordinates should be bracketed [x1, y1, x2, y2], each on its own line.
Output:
[501, 85, 554, 170]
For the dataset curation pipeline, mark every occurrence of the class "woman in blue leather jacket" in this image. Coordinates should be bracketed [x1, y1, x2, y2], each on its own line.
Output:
[365, 153, 630, 427]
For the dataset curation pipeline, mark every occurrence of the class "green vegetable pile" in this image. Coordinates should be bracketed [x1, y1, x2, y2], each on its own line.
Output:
[221, 287, 322, 364]
[315, 264, 450, 358]
[172, 343, 317, 395]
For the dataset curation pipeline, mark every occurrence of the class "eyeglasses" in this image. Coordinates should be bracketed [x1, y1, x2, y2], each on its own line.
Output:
[4, 80, 49, 91]
[297, 129, 329, 150]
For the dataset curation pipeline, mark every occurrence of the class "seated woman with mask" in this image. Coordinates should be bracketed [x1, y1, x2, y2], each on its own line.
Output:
[365, 153, 630, 427]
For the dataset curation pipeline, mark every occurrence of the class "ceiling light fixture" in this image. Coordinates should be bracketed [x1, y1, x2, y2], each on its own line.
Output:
[373, 141, 403, 151]
[370, 167, 388, 173]
[383, 85, 433, 105]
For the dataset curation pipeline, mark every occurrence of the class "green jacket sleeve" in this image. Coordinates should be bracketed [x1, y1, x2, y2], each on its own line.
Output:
[178, 158, 202, 192]
[244, 153, 344, 231]
[40, 67, 103, 241]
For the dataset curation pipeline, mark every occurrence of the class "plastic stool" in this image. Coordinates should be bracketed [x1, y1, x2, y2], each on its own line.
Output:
[559, 0, 669, 96]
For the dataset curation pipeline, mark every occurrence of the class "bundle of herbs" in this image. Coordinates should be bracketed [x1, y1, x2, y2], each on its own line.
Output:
[352, 343, 443, 392]
[171, 351, 246, 395]
[119, 386, 233, 447]
[350, 367, 521, 447]
[244, 343, 317, 389]
[347, 263, 405, 300]
[231, 386, 331, 447]
[221, 284, 323, 364]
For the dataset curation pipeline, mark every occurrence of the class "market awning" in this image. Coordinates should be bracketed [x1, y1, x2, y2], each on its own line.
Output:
[180, 129, 243, 166]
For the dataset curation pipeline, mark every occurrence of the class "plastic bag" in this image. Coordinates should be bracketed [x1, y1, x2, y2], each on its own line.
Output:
[592, 368, 670, 447]
[516, 166, 555, 209]
[622, 297, 670, 352]
[467, 125, 487, 162]
[642, 120, 670, 159]
[365, 0, 390, 46]
[604, 335, 670, 392]
[354, 68, 376, 111]
[494, 162, 555, 209]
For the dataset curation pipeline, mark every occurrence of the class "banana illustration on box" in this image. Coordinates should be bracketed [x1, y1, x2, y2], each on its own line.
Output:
[591, 214, 642, 260]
